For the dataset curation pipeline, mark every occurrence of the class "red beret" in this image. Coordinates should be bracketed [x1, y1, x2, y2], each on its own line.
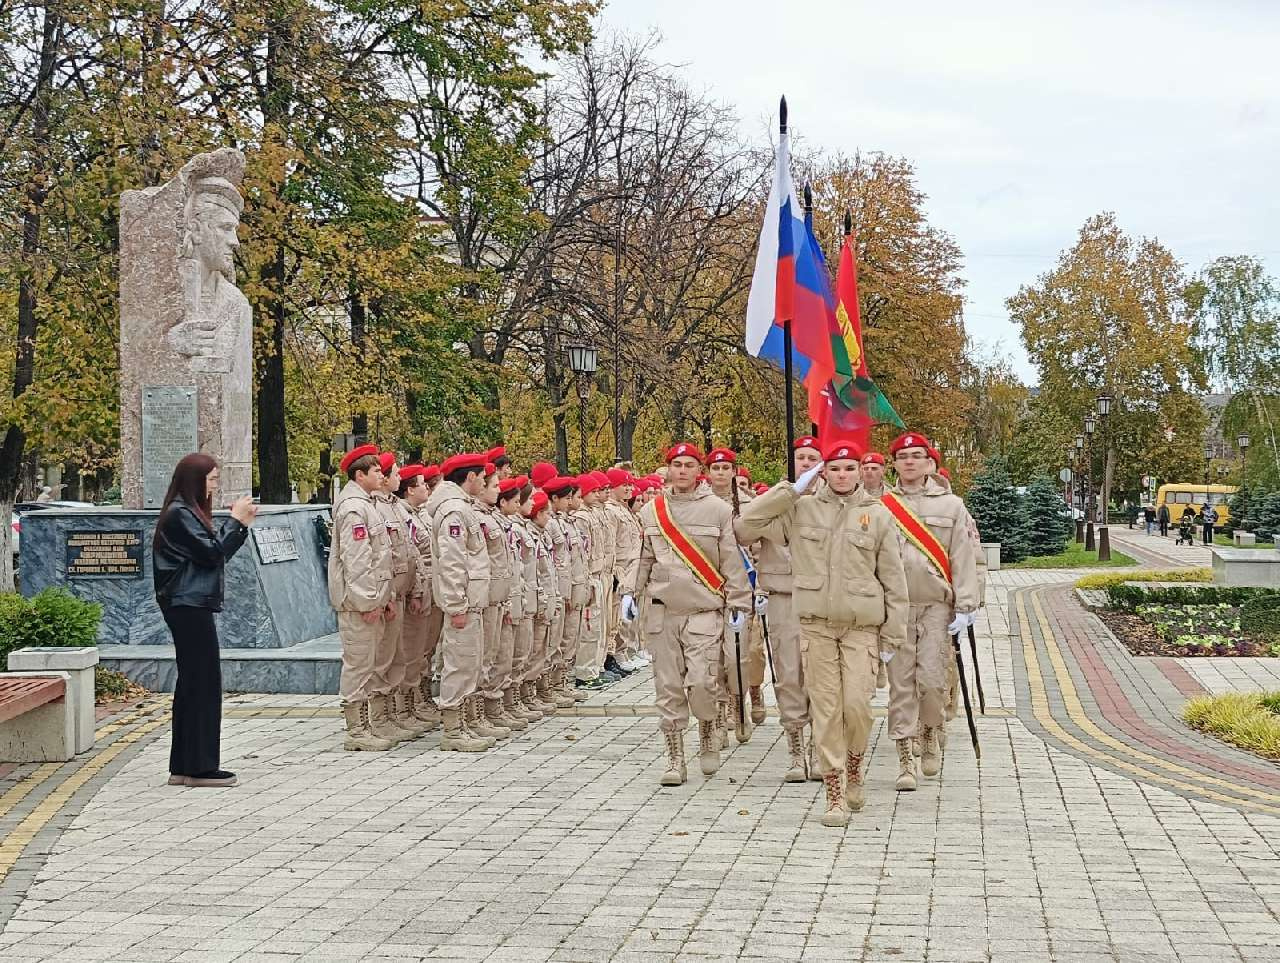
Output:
[498, 476, 525, 493]
[753, 483, 769, 495]
[928, 446, 942, 465]
[530, 491, 550, 515]
[793, 435, 821, 452]
[939, 467, 952, 480]
[823, 439, 863, 463]
[736, 467, 751, 479]
[531, 461, 558, 488]
[483, 462, 496, 477]
[666, 442, 704, 464]
[339, 443, 380, 473]
[400, 464, 426, 482]
[423, 464, 441, 480]
[378, 452, 397, 474]
[861, 452, 886, 466]
[606, 468, 633, 488]
[544, 476, 577, 495]
[577, 474, 603, 496]
[485, 446, 507, 463]
[707, 448, 736, 465]
[590, 470, 609, 487]
[440, 452, 486, 476]
[890, 432, 930, 456]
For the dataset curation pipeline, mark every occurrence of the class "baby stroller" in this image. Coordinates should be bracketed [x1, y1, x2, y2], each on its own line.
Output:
[1175, 515, 1195, 546]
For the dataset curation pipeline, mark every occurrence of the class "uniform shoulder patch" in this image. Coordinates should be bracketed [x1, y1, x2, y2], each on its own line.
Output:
[352, 524, 368, 541]
[449, 523, 462, 538]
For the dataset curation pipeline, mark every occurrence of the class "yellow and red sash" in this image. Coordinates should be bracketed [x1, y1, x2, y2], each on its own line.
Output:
[653, 495, 726, 594]
[881, 492, 952, 584]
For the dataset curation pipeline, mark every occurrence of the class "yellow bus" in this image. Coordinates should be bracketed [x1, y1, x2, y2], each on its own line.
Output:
[1155, 483, 1238, 525]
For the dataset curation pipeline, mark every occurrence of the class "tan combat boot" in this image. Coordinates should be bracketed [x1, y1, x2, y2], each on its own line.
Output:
[412, 678, 442, 730]
[543, 672, 573, 710]
[784, 728, 808, 783]
[845, 750, 865, 812]
[895, 738, 918, 792]
[514, 683, 543, 722]
[733, 696, 753, 745]
[920, 725, 941, 777]
[499, 689, 530, 729]
[808, 730, 824, 782]
[439, 707, 488, 752]
[394, 687, 430, 738]
[820, 771, 848, 827]
[369, 692, 414, 744]
[714, 701, 730, 750]
[749, 685, 766, 725]
[342, 701, 393, 751]
[533, 675, 561, 712]
[697, 719, 721, 776]
[660, 729, 687, 786]
[462, 696, 497, 749]
[477, 696, 513, 739]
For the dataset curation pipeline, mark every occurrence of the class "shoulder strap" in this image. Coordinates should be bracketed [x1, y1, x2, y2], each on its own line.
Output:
[654, 495, 726, 594]
[881, 492, 952, 584]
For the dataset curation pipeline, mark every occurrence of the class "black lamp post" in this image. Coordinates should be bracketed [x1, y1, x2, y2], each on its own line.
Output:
[567, 344, 598, 472]
[1238, 432, 1251, 470]
[1074, 433, 1086, 543]
[1084, 414, 1097, 552]
[1096, 393, 1113, 561]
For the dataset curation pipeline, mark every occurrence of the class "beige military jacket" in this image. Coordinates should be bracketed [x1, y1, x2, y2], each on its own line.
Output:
[607, 500, 643, 591]
[404, 500, 434, 611]
[374, 492, 419, 600]
[885, 477, 981, 613]
[572, 507, 604, 579]
[478, 503, 513, 606]
[931, 473, 988, 607]
[328, 481, 394, 613]
[737, 482, 908, 649]
[425, 481, 491, 616]
[735, 504, 792, 595]
[592, 503, 616, 577]
[559, 510, 590, 607]
[544, 514, 573, 604]
[533, 523, 558, 619]
[631, 487, 752, 617]
[509, 514, 537, 621]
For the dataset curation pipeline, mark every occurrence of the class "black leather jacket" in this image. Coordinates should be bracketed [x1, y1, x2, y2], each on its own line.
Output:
[153, 498, 249, 611]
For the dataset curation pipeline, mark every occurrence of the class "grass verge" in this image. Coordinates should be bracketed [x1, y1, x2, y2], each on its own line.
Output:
[1006, 541, 1137, 570]
[1182, 692, 1280, 761]
[1213, 534, 1276, 550]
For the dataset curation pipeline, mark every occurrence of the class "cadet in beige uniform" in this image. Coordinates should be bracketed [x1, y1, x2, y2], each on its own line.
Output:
[397, 464, 442, 733]
[931, 459, 987, 728]
[328, 444, 396, 751]
[375, 452, 429, 742]
[707, 447, 765, 743]
[475, 465, 518, 738]
[605, 468, 646, 670]
[860, 451, 891, 691]
[526, 490, 565, 710]
[424, 452, 493, 752]
[884, 433, 980, 789]
[620, 443, 751, 785]
[738, 440, 909, 827]
[499, 475, 541, 726]
[571, 475, 607, 687]
[544, 477, 586, 701]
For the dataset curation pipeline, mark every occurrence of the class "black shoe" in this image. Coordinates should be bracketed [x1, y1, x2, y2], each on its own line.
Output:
[605, 655, 633, 677]
[576, 677, 606, 690]
[182, 770, 238, 787]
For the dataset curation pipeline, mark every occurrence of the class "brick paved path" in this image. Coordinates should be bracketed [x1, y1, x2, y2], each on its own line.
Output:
[1, 568, 1278, 962]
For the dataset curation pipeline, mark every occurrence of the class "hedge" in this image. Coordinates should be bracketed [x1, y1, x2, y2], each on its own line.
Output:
[1240, 594, 1280, 639]
[0, 589, 102, 666]
[1104, 584, 1274, 611]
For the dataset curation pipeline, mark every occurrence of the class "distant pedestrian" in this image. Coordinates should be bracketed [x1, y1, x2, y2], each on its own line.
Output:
[153, 454, 257, 788]
[1157, 504, 1170, 538]
[1144, 506, 1156, 535]
[1200, 505, 1218, 546]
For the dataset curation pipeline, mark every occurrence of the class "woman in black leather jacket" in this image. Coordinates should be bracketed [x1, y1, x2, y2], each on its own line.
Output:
[154, 453, 257, 787]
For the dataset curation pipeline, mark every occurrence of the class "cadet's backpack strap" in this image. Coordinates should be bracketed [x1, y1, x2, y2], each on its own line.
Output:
[881, 492, 952, 584]
[653, 495, 726, 594]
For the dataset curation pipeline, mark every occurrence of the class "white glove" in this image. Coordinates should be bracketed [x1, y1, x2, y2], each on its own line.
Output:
[947, 611, 975, 636]
[880, 650, 894, 664]
[727, 610, 746, 632]
[619, 594, 638, 623]
[754, 593, 768, 615]
[794, 462, 825, 494]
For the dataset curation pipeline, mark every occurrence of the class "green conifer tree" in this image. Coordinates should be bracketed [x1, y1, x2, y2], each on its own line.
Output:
[1022, 475, 1072, 557]
[964, 455, 1027, 563]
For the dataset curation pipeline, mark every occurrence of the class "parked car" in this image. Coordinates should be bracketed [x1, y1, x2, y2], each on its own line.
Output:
[11, 500, 95, 560]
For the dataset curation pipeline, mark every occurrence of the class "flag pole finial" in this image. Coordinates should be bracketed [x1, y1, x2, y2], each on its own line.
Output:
[779, 96, 788, 134]
[843, 210, 852, 237]
[803, 182, 813, 214]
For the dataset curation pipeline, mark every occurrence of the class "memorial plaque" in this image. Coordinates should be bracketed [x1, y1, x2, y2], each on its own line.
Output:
[141, 386, 198, 508]
[252, 526, 300, 565]
[66, 530, 144, 578]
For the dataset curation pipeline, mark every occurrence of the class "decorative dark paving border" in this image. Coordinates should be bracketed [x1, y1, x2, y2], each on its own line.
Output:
[1010, 584, 1280, 816]
[0, 699, 172, 931]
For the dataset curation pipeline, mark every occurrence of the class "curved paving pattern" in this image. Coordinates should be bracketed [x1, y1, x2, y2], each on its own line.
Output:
[1011, 583, 1280, 815]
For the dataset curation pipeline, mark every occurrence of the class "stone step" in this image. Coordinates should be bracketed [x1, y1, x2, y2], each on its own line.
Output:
[99, 634, 340, 695]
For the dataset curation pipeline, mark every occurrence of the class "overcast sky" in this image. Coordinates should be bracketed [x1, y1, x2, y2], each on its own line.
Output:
[597, 0, 1280, 384]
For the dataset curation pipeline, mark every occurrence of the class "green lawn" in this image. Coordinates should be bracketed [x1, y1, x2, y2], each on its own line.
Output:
[1214, 534, 1276, 550]
[1005, 540, 1137, 570]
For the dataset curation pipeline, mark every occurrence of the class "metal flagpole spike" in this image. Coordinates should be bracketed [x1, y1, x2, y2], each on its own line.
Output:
[952, 631, 980, 762]
[843, 209, 852, 237]
[968, 623, 986, 714]
[761, 612, 777, 685]
[735, 629, 746, 732]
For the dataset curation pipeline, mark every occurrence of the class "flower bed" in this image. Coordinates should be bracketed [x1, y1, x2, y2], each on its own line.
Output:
[1098, 586, 1280, 658]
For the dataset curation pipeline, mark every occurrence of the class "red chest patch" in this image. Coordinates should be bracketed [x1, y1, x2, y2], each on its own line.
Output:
[352, 524, 368, 541]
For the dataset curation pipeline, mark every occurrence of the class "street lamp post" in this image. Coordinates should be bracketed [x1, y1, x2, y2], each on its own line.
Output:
[1074, 433, 1085, 543]
[1084, 414, 1097, 552]
[1096, 393, 1113, 561]
[567, 344, 598, 473]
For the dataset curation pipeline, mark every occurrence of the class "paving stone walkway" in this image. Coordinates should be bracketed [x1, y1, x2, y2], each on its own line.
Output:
[1, 565, 1278, 962]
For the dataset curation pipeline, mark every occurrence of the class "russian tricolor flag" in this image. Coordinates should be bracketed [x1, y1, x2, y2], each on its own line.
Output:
[744, 109, 836, 389]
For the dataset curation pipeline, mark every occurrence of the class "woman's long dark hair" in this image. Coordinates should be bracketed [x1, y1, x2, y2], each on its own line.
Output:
[156, 453, 217, 544]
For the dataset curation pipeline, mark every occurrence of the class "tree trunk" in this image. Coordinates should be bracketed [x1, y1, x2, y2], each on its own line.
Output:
[257, 244, 291, 502]
[0, 3, 60, 590]
[618, 408, 638, 463]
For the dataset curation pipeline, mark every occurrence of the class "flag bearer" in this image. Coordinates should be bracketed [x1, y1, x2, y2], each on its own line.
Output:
[620, 443, 751, 785]
[736, 440, 908, 827]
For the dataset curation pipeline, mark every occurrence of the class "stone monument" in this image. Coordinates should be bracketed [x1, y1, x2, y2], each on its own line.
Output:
[119, 147, 252, 508]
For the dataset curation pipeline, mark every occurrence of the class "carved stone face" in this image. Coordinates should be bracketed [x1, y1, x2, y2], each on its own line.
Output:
[194, 202, 240, 282]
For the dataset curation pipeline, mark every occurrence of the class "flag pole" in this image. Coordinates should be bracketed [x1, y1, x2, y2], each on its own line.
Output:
[781, 97, 796, 480]
[803, 183, 819, 439]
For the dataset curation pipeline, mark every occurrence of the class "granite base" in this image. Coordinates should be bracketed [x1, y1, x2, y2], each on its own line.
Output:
[98, 634, 341, 694]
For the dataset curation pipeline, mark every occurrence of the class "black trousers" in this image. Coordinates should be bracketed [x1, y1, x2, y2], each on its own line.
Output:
[1203, 523, 1214, 545]
[162, 605, 223, 776]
